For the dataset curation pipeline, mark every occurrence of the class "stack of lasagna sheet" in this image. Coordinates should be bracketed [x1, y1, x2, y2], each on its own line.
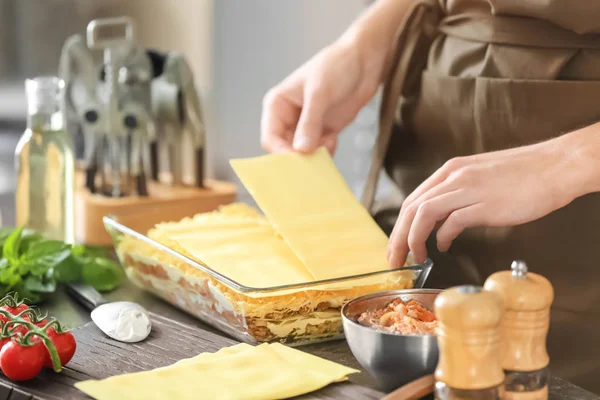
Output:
[117, 148, 416, 343]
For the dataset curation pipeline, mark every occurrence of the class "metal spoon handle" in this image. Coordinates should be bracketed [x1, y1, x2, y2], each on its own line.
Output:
[66, 282, 108, 311]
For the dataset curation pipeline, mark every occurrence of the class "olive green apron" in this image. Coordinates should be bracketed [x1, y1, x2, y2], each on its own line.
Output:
[362, 0, 600, 393]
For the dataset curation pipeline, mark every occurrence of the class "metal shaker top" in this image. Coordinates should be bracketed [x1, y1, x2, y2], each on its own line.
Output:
[484, 260, 554, 312]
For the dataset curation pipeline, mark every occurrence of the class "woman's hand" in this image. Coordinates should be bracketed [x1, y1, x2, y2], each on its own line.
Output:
[260, 39, 379, 155]
[261, 0, 419, 155]
[387, 131, 600, 268]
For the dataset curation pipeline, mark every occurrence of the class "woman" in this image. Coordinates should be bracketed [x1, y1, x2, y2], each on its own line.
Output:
[260, 0, 600, 392]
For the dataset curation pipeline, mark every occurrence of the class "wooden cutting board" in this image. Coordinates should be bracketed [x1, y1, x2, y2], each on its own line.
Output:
[0, 313, 384, 400]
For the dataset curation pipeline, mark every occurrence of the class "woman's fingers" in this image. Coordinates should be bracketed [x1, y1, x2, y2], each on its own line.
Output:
[436, 204, 486, 252]
[322, 133, 338, 155]
[262, 80, 332, 155]
[293, 86, 330, 153]
[260, 71, 306, 154]
[261, 89, 300, 153]
[261, 130, 295, 153]
[388, 178, 460, 267]
[402, 158, 466, 207]
[406, 190, 475, 263]
[387, 158, 467, 258]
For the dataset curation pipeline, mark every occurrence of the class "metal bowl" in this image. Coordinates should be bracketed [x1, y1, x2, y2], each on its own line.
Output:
[341, 289, 442, 392]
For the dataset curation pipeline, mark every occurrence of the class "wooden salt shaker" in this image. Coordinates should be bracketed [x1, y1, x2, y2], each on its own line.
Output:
[484, 261, 554, 400]
[434, 285, 505, 400]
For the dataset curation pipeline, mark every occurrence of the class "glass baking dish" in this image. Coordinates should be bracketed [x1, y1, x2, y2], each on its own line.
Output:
[103, 209, 433, 346]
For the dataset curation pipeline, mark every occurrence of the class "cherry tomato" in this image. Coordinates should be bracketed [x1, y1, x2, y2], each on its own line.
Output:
[0, 338, 9, 351]
[34, 319, 48, 329]
[1, 304, 29, 316]
[8, 324, 29, 338]
[0, 339, 45, 381]
[1, 312, 35, 339]
[43, 329, 76, 368]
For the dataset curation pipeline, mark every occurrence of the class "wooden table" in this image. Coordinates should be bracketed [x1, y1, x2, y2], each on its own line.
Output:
[0, 193, 598, 399]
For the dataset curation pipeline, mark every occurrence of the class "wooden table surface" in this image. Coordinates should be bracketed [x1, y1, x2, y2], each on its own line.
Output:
[0, 313, 386, 400]
[0, 185, 598, 399]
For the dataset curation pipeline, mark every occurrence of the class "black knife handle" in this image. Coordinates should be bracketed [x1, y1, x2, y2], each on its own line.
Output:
[195, 148, 204, 188]
[85, 166, 97, 193]
[136, 173, 148, 196]
[65, 282, 107, 311]
[150, 141, 159, 181]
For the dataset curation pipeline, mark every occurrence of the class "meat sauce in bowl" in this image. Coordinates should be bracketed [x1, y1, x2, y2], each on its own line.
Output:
[357, 298, 437, 335]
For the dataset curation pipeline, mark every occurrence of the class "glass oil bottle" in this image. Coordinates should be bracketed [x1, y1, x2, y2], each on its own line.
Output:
[15, 76, 74, 243]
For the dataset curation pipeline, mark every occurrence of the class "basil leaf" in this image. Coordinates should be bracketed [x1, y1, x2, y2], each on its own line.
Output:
[0, 228, 122, 300]
[0, 258, 21, 289]
[0, 228, 14, 248]
[73, 244, 108, 258]
[23, 276, 57, 293]
[0, 258, 15, 287]
[71, 244, 86, 256]
[54, 255, 83, 282]
[82, 257, 124, 292]
[24, 240, 71, 261]
[17, 261, 30, 275]
[22, 240, 72, 276]
[0, 228, 44, 258]
[3, 227, 23, 262]
[0, 264, 21, 288]
[18, 230, 44, 253]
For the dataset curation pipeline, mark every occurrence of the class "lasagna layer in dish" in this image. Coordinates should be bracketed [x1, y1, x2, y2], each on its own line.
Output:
[117, 203, 415, 344]
[116, 149, 420, 344]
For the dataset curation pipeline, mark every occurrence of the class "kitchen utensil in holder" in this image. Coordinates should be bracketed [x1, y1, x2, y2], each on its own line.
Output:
[60, 17, 229, 246]
[434, 285, 505, 400]
[484, 261, 554, 400]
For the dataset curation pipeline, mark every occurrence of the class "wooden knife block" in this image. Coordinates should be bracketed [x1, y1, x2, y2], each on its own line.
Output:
[74, 170, 237, 246]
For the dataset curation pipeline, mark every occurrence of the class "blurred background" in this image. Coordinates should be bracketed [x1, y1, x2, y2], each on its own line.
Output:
[0, 0, 394, 222]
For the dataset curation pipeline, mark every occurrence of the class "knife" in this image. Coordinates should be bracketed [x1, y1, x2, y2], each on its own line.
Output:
[65, 282, 107, 311]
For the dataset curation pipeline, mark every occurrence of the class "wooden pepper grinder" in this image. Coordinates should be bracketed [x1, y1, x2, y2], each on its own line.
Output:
[434, 285, 505, 399]
[484, 261, 554, 400]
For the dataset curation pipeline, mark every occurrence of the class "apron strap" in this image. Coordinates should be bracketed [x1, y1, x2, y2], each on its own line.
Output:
[361, 0, 438, 212]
